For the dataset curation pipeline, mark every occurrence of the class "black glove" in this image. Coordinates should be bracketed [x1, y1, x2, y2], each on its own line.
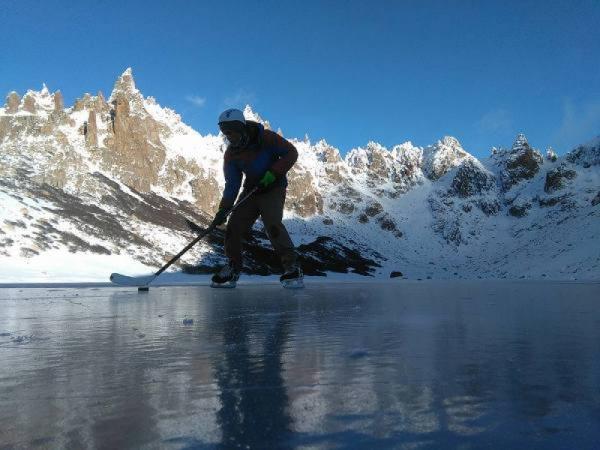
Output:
[212, 208, 229, 226]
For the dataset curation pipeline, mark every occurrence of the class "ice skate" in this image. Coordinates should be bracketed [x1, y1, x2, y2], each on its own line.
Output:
[280, 266, 304, 289]
[211, 263, 240, 288]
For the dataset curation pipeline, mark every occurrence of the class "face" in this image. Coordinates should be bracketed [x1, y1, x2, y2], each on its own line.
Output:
[223, 130, 243, 147]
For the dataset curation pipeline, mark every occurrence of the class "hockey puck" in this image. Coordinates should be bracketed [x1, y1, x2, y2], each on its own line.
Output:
[138, 286, 150, 292]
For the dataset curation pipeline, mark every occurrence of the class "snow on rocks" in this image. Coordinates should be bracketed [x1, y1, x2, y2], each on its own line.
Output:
[566, 136, 600, 168]
[1, 70, 599, 282]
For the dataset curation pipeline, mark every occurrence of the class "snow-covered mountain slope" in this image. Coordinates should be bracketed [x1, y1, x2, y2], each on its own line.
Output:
[1, 69, 598, 282]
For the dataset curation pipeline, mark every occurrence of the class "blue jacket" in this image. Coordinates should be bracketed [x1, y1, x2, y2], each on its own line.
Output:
[220, 121, 298, 209]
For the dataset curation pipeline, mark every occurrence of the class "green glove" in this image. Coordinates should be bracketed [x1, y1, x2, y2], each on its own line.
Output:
[259, 170, 276, 188]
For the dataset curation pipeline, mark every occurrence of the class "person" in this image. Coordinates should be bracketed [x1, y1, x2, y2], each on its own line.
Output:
[211, 108, 302, 288]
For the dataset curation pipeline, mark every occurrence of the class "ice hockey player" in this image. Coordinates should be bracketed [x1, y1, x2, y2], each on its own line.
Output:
[210, 108, 303, 288]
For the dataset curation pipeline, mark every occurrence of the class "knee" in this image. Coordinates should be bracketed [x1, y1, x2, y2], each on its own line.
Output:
[225, 223, 239, 241]
[226, 212, 243, 234]
[268, 224, 280, 239]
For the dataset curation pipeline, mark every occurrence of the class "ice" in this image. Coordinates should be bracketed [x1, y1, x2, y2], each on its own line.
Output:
[1, 280, 600, 448]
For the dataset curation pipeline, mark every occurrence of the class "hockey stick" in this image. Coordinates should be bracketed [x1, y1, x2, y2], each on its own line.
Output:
[110, 187, 258, 288]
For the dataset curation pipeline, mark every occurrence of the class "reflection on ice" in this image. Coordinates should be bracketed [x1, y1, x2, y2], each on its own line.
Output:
[0, 281, 599, 448]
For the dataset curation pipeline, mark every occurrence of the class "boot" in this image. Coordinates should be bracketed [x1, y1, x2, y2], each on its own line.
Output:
[211, 262, 240, 288]
[280, 266, 304, 289]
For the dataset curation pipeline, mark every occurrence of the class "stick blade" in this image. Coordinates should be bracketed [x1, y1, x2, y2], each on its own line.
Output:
[281, 279, 305, 289]
[110, 273, 155, 287]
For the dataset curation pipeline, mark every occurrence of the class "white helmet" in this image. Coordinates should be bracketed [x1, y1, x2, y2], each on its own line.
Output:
[218, 108, 248, 148]
[218, 108, 246, 126]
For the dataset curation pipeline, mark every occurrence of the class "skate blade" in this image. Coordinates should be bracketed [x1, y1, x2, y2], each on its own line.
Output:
[281, 279, 304, 289]
[210, 281, 237, 289]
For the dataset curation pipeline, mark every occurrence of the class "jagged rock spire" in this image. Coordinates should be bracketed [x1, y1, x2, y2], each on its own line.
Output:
[53, 91, 64, 112]
[243, 105, 271, 129]
[512, 133, 529, 151]
[22, 94, 37, 114]
[110, 68, 140, 102]
[439, 136, 462, 147]
[501, 133, 543, 190]
[423, 135, 471, 180]
[5, 92, 20, 113]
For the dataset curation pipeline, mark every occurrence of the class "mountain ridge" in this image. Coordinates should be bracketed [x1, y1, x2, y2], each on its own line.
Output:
[1, 69, 598, 282]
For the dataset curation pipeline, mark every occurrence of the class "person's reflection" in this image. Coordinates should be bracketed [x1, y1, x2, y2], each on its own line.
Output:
[215, 310, 293, 449]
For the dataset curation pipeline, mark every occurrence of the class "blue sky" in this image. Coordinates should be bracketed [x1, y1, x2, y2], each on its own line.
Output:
[1, 0, 599, 157]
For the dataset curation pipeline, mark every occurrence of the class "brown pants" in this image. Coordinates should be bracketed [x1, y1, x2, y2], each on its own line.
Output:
[225, 185, 297, 271]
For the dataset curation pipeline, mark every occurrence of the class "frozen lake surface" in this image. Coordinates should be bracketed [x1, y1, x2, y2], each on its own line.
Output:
[1, 280, 599, 449]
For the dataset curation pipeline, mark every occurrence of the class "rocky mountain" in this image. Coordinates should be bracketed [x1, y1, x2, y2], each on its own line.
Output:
[1, 69, 598, 282]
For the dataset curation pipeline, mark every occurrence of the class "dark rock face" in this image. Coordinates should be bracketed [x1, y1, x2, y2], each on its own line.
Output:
[504, 148, 543, 188]
[566, 138, 600, 167]
[509, 204, 530, 217]
[296, 237, 383, 276]
[544, 165, 577, 193]
[331, 199, 355, 214]
[506, 149, 541, 173]
[390, 271, 403, 278]
[451, 161, 496, 197]
[591, 192, 600, 206]
[378, 214, 397, 232]
[183, 236, 383, 277]
[498, 134, 544, 190]
[364, 201, 384, 217]
[538, 195, 569, 208]
[478, 200, 500, 216]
